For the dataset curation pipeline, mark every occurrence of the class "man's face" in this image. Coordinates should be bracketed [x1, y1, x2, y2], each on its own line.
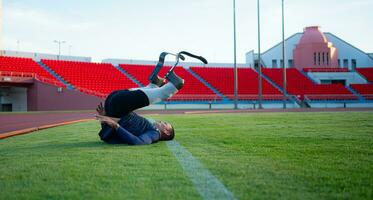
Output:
[157, 121, 172, 136]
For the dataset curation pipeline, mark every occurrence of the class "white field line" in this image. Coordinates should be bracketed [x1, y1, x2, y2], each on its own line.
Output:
[166, 140, 237, 200]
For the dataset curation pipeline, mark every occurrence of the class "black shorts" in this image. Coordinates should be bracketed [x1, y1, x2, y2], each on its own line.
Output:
[104, 89, 150, 118]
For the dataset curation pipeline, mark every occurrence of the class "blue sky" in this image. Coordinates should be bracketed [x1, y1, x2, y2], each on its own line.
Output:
[3, 0, 373, 62]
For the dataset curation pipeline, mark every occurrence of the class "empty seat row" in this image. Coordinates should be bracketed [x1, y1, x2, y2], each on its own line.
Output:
[190, 66, 283, 100]
[119, 64, 217, 100]
[0, 56, 65, 87]
[356, 68, 373, 82]
[42, 59, 138, 95]
[262, 68, 357, 100]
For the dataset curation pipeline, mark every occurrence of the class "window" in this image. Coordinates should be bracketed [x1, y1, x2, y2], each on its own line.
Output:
[338, 59, 340, 67]
[280, 59, 284, 68]
[331, 80, 346, 86]
[272, 59, 277, 68]
[288, 59, 293, 68]
[1, 104, 12, 112]
[343, 59, 348, 68]
[314, 52, 316, 65]
[327, 53, 329, 66]
[322, 52, 325, 64]
[320, 80, 332, 84]
[352, 59, 357, 69]
[318, 52, 321, 65]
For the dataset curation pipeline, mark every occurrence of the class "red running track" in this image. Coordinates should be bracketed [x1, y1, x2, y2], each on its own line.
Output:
[0, 112, 95, 134]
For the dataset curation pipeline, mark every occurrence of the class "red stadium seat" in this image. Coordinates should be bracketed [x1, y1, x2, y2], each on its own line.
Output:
[356, 68, 373, 82]
[350, 84, 373, 100]
[0, 56, 65, 87]
[262, 68, 357, 100]
[42, 59, 138, 96]
[190, 66, 283, 100]
[119, 64, 220, 101]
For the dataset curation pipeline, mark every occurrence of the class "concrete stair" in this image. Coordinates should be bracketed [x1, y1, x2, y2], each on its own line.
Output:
[186, 68, 228, 101]
[115, 65, 144, 87]
[346, 85, 364, 101]
[37, 61, 74, 89]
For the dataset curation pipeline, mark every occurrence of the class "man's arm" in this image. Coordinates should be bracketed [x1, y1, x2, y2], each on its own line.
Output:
[96, 102, 120, 122]
[95, 115, 153, 145]
[115, 127, 154, 145]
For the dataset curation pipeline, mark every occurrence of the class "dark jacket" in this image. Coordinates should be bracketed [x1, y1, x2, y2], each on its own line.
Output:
[99, 112, 160, 145]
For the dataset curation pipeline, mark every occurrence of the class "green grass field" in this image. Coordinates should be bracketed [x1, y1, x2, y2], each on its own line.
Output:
[1, 112, 372, 199]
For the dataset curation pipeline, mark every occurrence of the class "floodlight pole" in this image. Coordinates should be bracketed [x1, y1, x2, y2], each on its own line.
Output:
[257, 0, 263, 109]
[68, 45, 72, 56]
[54, 40, 66, 60]
[282, 0, 287, 109]
[16, 40, 20, 54]
[233, 0, 238, 109]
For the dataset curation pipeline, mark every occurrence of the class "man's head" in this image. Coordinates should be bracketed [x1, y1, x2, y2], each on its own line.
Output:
[155, 121, 175, 141]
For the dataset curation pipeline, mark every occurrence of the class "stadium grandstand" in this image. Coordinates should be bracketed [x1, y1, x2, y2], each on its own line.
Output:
[1, 26, 373, 111]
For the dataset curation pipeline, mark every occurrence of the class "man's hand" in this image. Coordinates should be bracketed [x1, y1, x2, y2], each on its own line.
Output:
[95, 114, 119, 129]
[96, 102, 106, 116]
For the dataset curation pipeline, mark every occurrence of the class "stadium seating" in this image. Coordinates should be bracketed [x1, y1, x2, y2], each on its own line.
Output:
[0, 56, 64, 87]
[119, 64, 220, 101]
[262, 68, 357, 100]
[356, 68, 373, 82]
[350, 68, 373, 100]
[190, 67, 283, 100]
[350, 84, 373, 100]
[42, 60, 138, 95]
[303, 67, 349, 72]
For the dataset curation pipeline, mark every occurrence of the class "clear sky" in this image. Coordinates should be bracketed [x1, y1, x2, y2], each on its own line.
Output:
[3, 0, 373, 62]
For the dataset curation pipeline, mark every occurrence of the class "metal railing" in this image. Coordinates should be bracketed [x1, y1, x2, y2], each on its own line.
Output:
[225, 94, 292, 101]
[1, 71, 64, 89]
[74, 87, 107, 98]
[165, 94, 222, 102]
[304, 94, 359, 101]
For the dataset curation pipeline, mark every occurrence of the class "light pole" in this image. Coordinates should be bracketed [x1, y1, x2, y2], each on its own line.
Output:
[16, 40, 20, 54]
[233, 0, 238, 109]
[282, 0, 287, 109]
[68, 45, 72, 56]
[53, 40, 66, 59]
[257, 0, 263, 109]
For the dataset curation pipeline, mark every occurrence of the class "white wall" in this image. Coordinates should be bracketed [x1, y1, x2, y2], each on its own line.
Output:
[1, 50, 91, 62]
[325, 33, 373, 68]
[307, 72, 368, 85]
[0, 87, 27, 111]
[254, 33, 303, 68]
[245, 50, 255, 67]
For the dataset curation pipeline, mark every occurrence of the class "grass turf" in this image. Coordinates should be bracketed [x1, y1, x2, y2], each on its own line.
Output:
[1, 111, 372, 199]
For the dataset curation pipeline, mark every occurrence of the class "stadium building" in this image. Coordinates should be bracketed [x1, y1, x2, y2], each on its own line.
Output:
[1, 26, 373, 112]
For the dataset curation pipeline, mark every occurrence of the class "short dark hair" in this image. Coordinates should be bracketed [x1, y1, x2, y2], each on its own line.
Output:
[162, 124, 175, 141]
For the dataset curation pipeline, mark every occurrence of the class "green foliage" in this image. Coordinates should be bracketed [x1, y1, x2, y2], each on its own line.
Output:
[1, 112, 372, 199]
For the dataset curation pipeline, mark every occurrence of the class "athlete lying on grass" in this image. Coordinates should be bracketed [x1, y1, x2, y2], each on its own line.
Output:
[95, 65, 184, 145]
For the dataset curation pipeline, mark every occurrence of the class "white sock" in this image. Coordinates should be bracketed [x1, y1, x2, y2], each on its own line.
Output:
[140, 83, 178, 104]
